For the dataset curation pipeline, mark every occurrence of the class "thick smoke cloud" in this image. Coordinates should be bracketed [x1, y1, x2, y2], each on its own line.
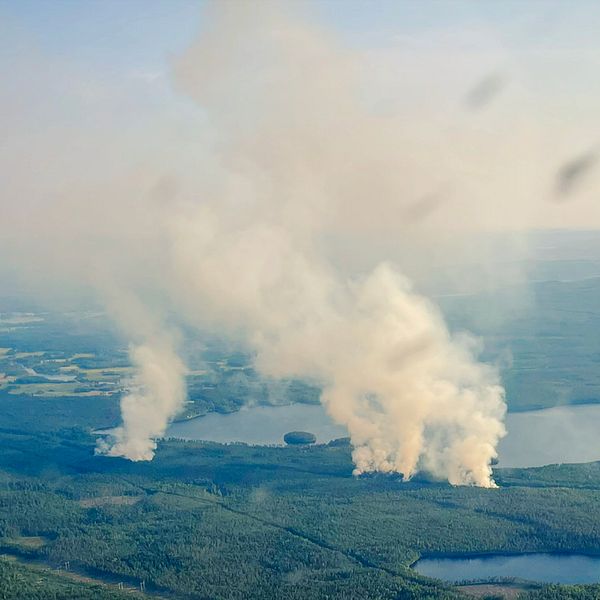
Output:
[166, 206, 506, 485]
[2, 0, 599, 487]
[95, 3, 507, 486]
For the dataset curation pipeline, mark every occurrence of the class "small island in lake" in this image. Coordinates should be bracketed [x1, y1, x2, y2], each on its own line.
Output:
[283, 431, 317, 445]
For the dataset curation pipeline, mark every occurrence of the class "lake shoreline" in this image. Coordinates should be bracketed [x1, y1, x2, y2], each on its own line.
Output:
[410, 549, 600, 569]
[411, 551, 600, 585]
[96, 401, 600, 470]
[175, 397, 600, 421]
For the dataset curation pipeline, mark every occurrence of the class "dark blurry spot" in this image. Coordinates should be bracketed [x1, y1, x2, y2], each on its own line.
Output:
[464, 72, 506, 110]
[555, 149, 597, 199]
[404, 193, 444, 222]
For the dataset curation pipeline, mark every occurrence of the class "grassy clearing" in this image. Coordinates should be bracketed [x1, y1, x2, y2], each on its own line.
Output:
[5, 536, 49, 550]
[0, 377, 15, 391]
[13, 352, 45, 359]
[78, 496, 144, 508]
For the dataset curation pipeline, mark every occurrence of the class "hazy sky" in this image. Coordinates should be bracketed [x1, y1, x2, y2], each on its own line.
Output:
[3, 0, 600, 110]
[1, 0, 600, 230]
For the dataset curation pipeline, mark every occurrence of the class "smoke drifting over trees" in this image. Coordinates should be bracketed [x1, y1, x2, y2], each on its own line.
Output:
[21, 1, 600, 485]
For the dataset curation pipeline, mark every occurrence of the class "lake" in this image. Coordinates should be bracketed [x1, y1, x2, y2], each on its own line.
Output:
[166, 402, 600, 468]
[499, 404, 600, 467]
[167, 403, 347, 445]
[413, 553, 600, 584]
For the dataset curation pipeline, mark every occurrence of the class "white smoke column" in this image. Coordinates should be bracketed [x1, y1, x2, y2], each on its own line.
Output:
[97, 340, 186, 461]
[94, 282, 188, 461]
[312, 265, 506, 486]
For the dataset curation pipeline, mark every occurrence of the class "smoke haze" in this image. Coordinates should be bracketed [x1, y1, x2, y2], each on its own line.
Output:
[3, 2, 600, 485]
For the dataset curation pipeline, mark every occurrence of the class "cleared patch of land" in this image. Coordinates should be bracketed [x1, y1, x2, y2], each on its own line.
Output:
[13, 351, 46, 359]
[5, 535, 49, 550]
[8, 382, 81, 396]
[457, 582, 538, 599]
[78, 495, 144, 508]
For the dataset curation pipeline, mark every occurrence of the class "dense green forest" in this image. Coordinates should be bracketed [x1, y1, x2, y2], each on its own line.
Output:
[1, 428, 600, 598]
[0, 556, 139, 600]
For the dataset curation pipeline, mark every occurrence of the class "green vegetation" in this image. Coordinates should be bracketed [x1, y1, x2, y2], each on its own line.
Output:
[0, 429, 599, 598]
[0, 310, 321, 430]
[524, 586, 600, 600]
[440, 277, 600, 411]
[0, 555, 137, 599]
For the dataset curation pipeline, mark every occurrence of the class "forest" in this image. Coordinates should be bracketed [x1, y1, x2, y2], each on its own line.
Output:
[2, 427, 600, 598]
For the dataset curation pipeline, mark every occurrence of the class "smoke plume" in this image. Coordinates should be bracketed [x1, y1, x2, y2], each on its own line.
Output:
[1, 2, 522, 486]
[98, 3, 508, 486]
[97, 340, 186, 461]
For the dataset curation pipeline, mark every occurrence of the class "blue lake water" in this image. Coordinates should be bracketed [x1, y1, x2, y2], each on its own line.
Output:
[167, 403, 347, 445]
[499, 404, 600, 468]
[413, 553, 600, 584]
[166, 402, 600, 468]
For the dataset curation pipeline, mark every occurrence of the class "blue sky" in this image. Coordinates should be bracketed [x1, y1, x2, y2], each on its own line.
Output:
[4, 0, 600, 74]
[0, 0, 203, 80]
